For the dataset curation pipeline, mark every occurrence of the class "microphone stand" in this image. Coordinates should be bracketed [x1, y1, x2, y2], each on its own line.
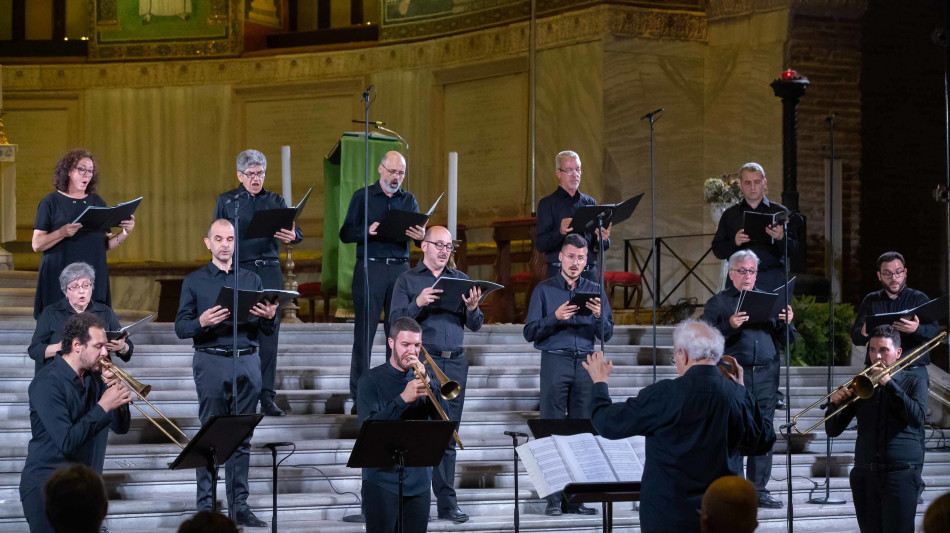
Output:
[597, 213, 607, 353]
[504, 431, 528, 533]
[361, 86, 372, 413]
[781, 213, 793, 533]
[642, 109, 662, 383]
[807, 115, 845, 506]
[229, 189, 245, 521]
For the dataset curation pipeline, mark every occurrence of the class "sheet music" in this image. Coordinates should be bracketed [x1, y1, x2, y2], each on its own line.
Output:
[596, 436, 644, 481]
[554, 433, 616, 483]
[517, 438, 574, 497]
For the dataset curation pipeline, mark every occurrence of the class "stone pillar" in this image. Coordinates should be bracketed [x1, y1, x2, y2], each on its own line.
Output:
[771, 70, 809, 272]
[0, 144, 17, 270]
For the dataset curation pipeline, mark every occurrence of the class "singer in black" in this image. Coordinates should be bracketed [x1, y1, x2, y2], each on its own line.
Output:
[535, 150, 610, 281]
[340, 151, 425, 409]
[357, 317, 447, 533]
[20, 312, 132, 533]
[711, 162, 796, 292]
[389, 226, 483, 524]
[825, 325, 927, 533]
[584, 319, 775, 533]
[701, 250, 794, 509]
[523, 233, 613, 516]
[214, 149, 302, 417]
[175, 219, 278, 528]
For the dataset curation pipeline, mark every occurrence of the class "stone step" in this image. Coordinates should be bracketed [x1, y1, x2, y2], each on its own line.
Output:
[0, 271, 38, 289]
[0, 288, 34, 307]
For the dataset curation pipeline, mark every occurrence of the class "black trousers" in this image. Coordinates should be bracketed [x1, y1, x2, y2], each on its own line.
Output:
[742, 360, 779, 494]
[241, 261, 283, 405]
[851, 465, 920, 533]
[349, 260, 409, 399]
[362, 481, 430, 533]
[193, 350, 262, 512]
[426, 349, 469, 511]
[21, 486, 54, 533]
[545, 263, 600, 284]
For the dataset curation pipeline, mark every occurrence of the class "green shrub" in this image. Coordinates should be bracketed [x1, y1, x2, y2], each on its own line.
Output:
[789, 295, 855, 367]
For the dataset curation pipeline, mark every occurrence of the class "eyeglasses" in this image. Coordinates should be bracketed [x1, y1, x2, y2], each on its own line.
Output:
[730, 268, 758, 276]
[425, 241, 454, 252]
[381, 165, 406, 177]
[241, 170, 266, 179]
[880, 268, 906, 280]
[67, 282, 93, 292]
[562, 254, 586, 263]
[74, 166, 95, 175]
[558, 167, 582, 175]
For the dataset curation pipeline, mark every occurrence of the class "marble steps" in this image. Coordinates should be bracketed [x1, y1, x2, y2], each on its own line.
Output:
[0, 271, 39, 289]
[0, 288, 33, 308]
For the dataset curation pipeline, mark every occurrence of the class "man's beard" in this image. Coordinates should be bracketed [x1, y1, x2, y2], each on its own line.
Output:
[882, 280, 906, 296]
[381, 178, 400, 194]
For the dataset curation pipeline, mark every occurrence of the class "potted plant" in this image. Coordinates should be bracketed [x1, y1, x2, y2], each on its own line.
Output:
[703, 173, 743, 224]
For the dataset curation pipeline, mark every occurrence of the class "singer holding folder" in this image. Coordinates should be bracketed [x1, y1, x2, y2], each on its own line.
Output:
[711, 162, 795, 292]
[175, 219, 277, 528]
[701, 250, 794, 510]
[390, 226, 483, 524]
[535, 151, 610, 281]
[340, 151, 425, 410]
[214, 149, 303, 417]
[31, 149, 136, 318]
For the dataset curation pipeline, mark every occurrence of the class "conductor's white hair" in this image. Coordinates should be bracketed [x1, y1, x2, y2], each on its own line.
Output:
[729, 250, 760, 269]
[672, 319, 724, 362]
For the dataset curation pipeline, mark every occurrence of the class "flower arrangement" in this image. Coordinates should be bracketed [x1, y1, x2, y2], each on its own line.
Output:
[703, 173, 743, 205]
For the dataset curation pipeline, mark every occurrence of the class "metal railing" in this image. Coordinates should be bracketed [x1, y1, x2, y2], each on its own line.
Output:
[623, 233, 720, 308]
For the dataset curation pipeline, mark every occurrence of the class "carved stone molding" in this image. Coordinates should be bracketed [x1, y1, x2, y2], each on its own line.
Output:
[707, 0, 866, 20]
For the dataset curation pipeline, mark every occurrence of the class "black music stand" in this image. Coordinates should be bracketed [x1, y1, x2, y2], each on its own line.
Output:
[563, 482, 641, 533]
[527, 418, 597, 439]
[347, 420, 457, 533]
[168, 414, 264, 514]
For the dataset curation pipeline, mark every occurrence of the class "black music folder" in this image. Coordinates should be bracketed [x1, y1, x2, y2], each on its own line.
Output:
[569, 292, 600, 317]
[376, 193, 443, 242]
[242, 186, 314, 240]
[742, 211, 780, 245]
[72, 197, 143, 230]
[735, 289, 779, 323]
[430, 277, 504, 312]
[106, 314, 154, 341]
[864, 295, 949, 331]
[214, 287, 300, 322]
[569, 194, 644, 233]
[768, 276, 797, 317]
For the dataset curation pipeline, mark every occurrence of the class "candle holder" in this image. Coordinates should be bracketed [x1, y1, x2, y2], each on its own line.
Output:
[282, 244, 302, 323]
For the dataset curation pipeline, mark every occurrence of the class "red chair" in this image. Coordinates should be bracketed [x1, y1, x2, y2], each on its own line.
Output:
[604, 271, 642, 317]
[297, 281, 334, 322]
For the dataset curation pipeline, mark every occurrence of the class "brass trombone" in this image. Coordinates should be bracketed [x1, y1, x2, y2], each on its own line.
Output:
[791, 331, 946, 434]
[99, 357, 190, 449]
[410, 347, 464, 449]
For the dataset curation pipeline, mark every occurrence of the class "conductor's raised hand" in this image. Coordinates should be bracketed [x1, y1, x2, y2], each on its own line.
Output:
[250, 300, 279, 320]
[559, 217, 574, 235]
[61, 223, 82, 238]
[98, 381, 132, 412]
[893, 315, 920, 334]
[582, 351, 613, 384]
[718, 355, 744, 385]
[729, 311, 750, 329]
[734, 229, 750, 247]
[275, 222, 296, 244]
[199, 305, 229, 327]
[415, 287, 442, 308]
[555, 300, 579, 320]
[369, 222, 380, 236]
[406, 224, 426, 241]
[586, 297, 602, 319]
[462, 286, 482, 311]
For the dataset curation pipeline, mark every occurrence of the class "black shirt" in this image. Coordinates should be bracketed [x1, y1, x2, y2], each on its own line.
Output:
[523, 274, 614, 352]
[825, 369, 927, 466]
[851, 287, 937, 366]
[20, 354, 130, 496]
[389, 263, 484, 352]
[213, 184, 303, 262]
[535, 186, 609, 265]
[174, 261, 276, 349]
[356, 361, 446, 495]
[701, 287, 796, 367]
[711, 197, 798, 269]
[339, 181, 419, 259]
[29, 298, 133, 373]
[590, 365, 774, 533]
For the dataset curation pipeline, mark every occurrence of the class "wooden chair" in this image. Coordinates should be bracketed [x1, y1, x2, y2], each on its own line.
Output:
[604, 271, 642, 317]
[297, 281, 335, 322]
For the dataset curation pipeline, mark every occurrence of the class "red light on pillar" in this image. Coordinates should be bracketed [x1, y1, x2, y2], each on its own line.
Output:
[781, 69, 798, 80]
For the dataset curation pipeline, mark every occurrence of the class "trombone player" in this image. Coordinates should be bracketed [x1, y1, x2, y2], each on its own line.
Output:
[390, 226, 483, 524]
[825, 325, 928, 533]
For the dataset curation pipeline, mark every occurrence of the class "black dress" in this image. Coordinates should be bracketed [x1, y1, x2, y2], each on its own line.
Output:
[33, 191, 111, 318]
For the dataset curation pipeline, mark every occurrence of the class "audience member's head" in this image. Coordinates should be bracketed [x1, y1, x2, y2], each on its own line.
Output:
[701, 475, 758, 533]
[44, 464, 108, 533]
[177, 511, 239, 533]
[924, 491, 950, 533]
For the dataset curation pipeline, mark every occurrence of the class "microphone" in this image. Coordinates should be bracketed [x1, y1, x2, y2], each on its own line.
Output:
[351, 119, 386, 127]
[640, 108, 663, 120]
[361, 84, 374, 103]
[225, 189, 250, 205]
[504, 431, 528, 438]
[259, 441, 294, 451]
